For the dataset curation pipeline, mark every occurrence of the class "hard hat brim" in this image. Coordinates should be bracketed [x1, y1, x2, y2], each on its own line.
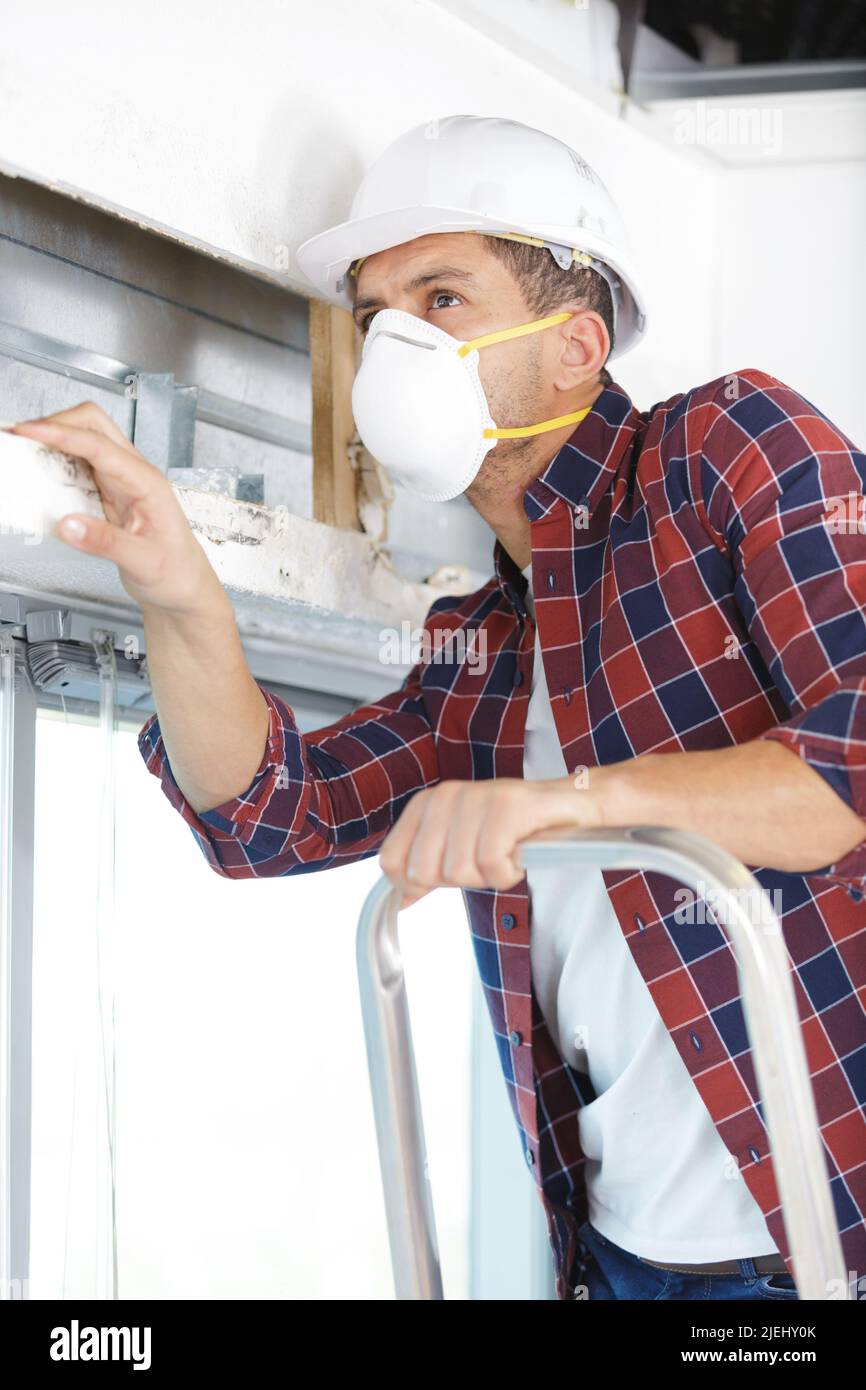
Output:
[295, 203, 647, 358]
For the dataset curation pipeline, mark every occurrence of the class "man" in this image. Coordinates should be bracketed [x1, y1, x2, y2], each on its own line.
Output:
[9, 115, 866, 1302]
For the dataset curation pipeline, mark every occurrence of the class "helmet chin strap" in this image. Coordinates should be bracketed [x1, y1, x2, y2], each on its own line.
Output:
[456, 311, 596, 441]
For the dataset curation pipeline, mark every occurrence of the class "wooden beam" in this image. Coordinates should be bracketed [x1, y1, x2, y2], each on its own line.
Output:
[309, 297, 361, 530]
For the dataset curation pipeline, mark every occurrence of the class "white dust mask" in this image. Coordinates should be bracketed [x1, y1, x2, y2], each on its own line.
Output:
[350, 307, 593, 503]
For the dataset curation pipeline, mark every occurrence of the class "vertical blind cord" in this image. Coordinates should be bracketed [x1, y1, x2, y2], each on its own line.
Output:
[93, 633, 119, 1299]
[0, 632, 16, 1294]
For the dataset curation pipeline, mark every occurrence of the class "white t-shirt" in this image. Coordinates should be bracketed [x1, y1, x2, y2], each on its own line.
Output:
[521, 563, 780, 1260]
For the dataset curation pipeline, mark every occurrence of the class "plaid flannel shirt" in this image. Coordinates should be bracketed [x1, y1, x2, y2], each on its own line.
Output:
[138, 369, 866, 1300]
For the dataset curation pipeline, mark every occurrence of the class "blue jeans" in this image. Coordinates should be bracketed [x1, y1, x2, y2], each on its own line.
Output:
[573, 1220, 800, 1301]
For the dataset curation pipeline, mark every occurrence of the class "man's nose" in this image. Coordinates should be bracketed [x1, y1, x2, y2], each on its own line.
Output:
[382, 297, 419, 317]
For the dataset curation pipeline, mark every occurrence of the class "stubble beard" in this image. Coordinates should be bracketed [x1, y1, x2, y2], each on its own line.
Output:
[466, 340, 555, 508]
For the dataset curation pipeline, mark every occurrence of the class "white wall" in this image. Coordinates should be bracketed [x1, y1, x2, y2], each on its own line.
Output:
[713, 160, 866, 445]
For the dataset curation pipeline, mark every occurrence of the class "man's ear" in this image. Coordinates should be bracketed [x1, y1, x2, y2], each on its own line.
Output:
[553, 310, 609, 390]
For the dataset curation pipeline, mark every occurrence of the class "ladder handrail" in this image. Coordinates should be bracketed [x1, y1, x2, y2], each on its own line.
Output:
[356, 825, 852, 1301]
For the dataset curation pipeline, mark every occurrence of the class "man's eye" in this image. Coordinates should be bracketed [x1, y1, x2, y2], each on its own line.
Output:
[358, 292, 460, 334]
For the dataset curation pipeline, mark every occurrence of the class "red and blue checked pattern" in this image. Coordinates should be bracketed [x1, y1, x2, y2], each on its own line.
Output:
[138, 369, 866, 1300]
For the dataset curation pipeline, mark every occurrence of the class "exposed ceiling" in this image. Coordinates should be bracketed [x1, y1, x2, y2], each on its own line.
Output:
[643, 0, 866, 65]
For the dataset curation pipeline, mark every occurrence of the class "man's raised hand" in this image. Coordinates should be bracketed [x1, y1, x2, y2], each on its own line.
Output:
[8, 401, 221, 617]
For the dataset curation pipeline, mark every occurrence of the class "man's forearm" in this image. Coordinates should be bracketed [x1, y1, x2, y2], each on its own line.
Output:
[141, 593, 271, 816]
[591, 738, 866, 874]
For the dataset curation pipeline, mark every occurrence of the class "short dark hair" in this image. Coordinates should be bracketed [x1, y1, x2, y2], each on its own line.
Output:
[481, 235, 614, 387]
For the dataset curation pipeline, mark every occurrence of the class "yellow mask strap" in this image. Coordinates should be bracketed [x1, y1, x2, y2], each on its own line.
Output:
[456, 310, 571, 357]
[484, 404, 592, 440]
[456, 311, 592, 438]
[457, 311, 592, 440]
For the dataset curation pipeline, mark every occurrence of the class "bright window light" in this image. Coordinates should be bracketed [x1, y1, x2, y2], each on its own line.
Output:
[30, 710, 472, 1299]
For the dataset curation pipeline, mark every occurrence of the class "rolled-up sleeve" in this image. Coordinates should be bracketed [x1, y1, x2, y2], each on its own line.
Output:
[699, 369, 866, 887]
[137, 655, 440, 880]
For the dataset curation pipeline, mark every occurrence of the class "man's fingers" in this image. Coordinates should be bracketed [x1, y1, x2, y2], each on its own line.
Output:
[381, 782, 530, 898]
[11, 400, 133, 449]
[405, 786, 461, 888]
[399, 887, 432, 911]
[440, 791, 488, 887]
[10, 420, 157, 496]
[474, 790, 540, 888]
[380, 779, 595, 903]
[379, 789, 434, 892]
[54, 511, 162, 581]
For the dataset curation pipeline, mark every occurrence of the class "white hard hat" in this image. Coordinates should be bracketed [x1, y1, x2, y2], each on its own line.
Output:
[295, 114, 648, 359]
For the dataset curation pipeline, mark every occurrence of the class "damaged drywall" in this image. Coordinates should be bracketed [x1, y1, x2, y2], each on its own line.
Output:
[0, 427, 475, 647]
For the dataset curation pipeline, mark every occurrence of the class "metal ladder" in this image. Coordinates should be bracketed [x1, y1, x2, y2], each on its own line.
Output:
[356, 825, 853, 1301]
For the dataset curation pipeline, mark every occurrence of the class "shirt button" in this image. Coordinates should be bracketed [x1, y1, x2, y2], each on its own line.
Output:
[848, 887, 863, 902]
[510, 1030, 523, 1047]
[546, 570, 556, 590]
[501, 912, 516, 929]
[513, 669, 524, 686]
[634, 913, 647, 932]
[525, 1146, 536, 1168]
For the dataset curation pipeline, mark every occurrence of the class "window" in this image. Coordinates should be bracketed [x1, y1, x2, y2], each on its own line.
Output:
[29, 709, 473, 1299]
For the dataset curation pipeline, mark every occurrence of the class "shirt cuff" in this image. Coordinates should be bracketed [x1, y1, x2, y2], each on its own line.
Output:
[757, 709, 866, 890]
[137, 686, 292, 848]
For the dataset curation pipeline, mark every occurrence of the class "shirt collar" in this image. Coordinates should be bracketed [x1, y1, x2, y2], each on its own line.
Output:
[493, 379, 640, 610]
